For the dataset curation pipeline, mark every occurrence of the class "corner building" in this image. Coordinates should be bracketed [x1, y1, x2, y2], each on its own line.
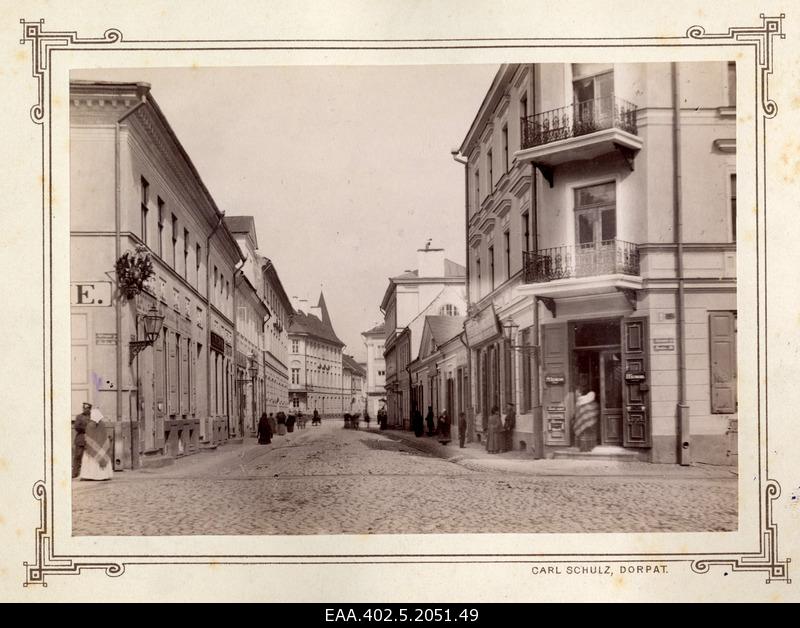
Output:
[457, 63, 737, 464]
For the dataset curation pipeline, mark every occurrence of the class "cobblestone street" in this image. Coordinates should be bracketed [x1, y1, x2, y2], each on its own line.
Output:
[72, 422, 737, 535]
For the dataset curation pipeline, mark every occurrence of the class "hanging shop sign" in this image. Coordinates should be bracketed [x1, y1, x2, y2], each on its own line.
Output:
[464, 304, 501, 346]
[210, 331, 225, 354]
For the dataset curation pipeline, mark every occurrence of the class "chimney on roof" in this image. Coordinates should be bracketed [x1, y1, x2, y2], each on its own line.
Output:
[417, 241, 445, 278]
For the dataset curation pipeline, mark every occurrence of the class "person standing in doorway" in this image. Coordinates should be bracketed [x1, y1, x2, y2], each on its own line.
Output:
[72, 402, 91, 478]
[425, 405, 435, 436]
[574, 389, 600, 452]
[486, 406, 503, 454]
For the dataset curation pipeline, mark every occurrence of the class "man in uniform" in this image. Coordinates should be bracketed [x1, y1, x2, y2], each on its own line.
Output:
[72, 402, 91, 478]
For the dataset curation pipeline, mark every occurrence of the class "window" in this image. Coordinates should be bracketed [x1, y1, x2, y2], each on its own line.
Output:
[574, 181, 616, 248]
[727, 61, 736, 108]
[519, 93, 528, 142]
[195, 243, 201, 288]
[140, 177, 149, 245]
[439, 304, 460, 317]
[474, 168, 480, 208]
[291, 368, 300, 385]
[157, 197, 164, 257]
[213, 265, 218, 292]
[521, 211, 530, 253]
[572, 66, 614, 126]
[504, 230, 511, 279]
[183, 229, 189, 280]
[709, 312, 737, 413]
[489, 245, 495, 291]
[171, 214, 178, 268]
[486, 149, 493, 190]
[292, 397, 299, 408]
[475, 257, 481, 298]
[730, 173, 737, 242]
[502, 125, 509, 173]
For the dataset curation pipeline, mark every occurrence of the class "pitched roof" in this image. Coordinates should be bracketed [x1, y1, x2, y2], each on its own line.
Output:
[342, 354, 366, 376]
[287, 291, 344, 346]
[425, 315, 467, 347]
[362, 321, 385, 336]
[224, 215, 258, 250]
[443, 258, 467, 277]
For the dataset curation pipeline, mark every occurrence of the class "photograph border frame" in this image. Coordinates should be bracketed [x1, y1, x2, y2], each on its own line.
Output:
[18, 13, 790, 588]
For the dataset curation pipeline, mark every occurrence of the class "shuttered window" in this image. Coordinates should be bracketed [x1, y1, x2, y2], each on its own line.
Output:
[709, 311, 737, 414]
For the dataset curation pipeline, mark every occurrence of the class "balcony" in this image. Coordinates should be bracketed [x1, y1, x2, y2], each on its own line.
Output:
[519, 240, 642, 302]
[516, 96, 642, 185]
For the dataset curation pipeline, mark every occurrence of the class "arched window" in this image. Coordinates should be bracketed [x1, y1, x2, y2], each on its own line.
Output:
[439, 304, 460, 317]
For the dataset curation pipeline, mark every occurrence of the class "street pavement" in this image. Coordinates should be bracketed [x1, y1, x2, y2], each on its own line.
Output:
[72, 421, 737, 535]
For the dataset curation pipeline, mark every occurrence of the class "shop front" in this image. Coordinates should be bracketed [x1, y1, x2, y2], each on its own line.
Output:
[541, 316, 650, 456]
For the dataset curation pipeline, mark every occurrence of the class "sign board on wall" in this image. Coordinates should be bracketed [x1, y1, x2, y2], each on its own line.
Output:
[71, 282, 112, 306]
[652, 337, 676, 351]
[95, 333, 117, 345]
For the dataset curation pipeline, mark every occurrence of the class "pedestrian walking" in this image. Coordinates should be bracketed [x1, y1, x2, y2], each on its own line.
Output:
[425, 405, 435, 436]
[312, 408, 320, 426]
[72, 402, 91, 478]
[574, 389, 600, 452]
[296, 410, 305, 429]
[411, 405, 424, 437]
[80, 408, 113, 481]
[276, 411, 287, 436]
[378, 407, 387, 430]
[486, 406, 503, 454]
[352, 411, 360, 430]
[437, 410, 451, 445]
[257, 412, 272, 445]
[286, 414, 296, 433]
[363, 410, 371, 429]
[503, 402, 516, 452]
[458, 411, 467, 448]
[268, 412, 277, 435]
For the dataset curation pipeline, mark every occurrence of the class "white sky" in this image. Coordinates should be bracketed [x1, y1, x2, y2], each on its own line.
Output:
[72, 64, 499, 360]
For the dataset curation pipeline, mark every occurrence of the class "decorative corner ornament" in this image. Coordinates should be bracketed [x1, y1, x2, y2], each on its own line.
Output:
[115, 246, 155, 300]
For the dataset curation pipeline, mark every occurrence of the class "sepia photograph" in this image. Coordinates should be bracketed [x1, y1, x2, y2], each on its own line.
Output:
[69, 61, 738, 536]
[3, 0, 797, 604]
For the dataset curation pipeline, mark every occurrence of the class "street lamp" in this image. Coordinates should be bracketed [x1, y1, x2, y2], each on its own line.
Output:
[129, 303, 165, 363]
[501, 319, 539, 353]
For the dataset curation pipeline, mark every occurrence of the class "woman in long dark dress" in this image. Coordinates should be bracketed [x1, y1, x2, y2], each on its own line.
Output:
[257, 412, 272, 445]
[425, 406, 435, 436]
[412, 406, 424, 437]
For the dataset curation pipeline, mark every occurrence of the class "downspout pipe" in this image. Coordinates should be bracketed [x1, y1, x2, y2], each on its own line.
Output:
[115, 88, 148, 470]
[530, 162, 544, 460]
[205, 212, 225, 444]
[672, 62, 691, 466]
[232, 255, 246, 439]
[451, 149, 474, 443]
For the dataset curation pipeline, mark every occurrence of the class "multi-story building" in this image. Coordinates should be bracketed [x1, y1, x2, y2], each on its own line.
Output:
[342, 354, 367, 416]
[380, 245, 466, 429]
[70, 81, 243, 468]
[259, 255, 292, 418]
[288, 293, 346, 417]
[226, 216, 269, 438]
[456, 62, 737, 464]
[361, 322, 386, 417]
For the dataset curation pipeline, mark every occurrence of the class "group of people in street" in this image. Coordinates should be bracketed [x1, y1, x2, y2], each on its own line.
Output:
[485, 402, 516, 454]
[257, 408, 321, 445]
[72, 402, 113, 481]
[411, 404, 458, 445]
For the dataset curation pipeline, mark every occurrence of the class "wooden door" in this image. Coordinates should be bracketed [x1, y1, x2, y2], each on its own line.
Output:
[542, 323, 570, 446]
[622, 317, 651, 447]
[599, 349, 623, 445]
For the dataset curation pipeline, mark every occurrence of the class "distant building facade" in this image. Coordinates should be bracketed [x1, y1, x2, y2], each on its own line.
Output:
[380, 246, 466, 429]
[288, 293, 346, 417]
[342, 354, 367, 416]
[361, 322, 386, 418]
[260, 256, 292, 419]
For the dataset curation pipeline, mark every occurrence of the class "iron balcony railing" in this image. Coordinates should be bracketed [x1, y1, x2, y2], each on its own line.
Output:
[521, 95, 638, 149]
[523, 240, 640, 283]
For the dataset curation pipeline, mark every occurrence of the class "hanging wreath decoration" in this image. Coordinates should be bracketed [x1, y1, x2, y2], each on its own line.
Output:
[115, 245, 155, 300]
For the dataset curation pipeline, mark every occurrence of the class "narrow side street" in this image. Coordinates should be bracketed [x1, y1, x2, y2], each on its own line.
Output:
[72, 422, 737, 536]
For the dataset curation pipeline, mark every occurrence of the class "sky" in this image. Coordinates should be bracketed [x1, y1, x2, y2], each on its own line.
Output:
[72, 64, 499, 360]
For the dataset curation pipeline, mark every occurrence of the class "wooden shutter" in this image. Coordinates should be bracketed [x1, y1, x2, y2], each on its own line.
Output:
[542, 323, 569, 446]
[622, 317, 651, 447]
[168, 331, 177, 415]
[154, 333, 166, 448]
[181, 337, 189, 415]
[709, 312, 737, 413]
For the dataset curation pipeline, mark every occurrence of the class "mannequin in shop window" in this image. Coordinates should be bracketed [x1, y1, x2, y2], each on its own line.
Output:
[573, 387, 599, 452]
